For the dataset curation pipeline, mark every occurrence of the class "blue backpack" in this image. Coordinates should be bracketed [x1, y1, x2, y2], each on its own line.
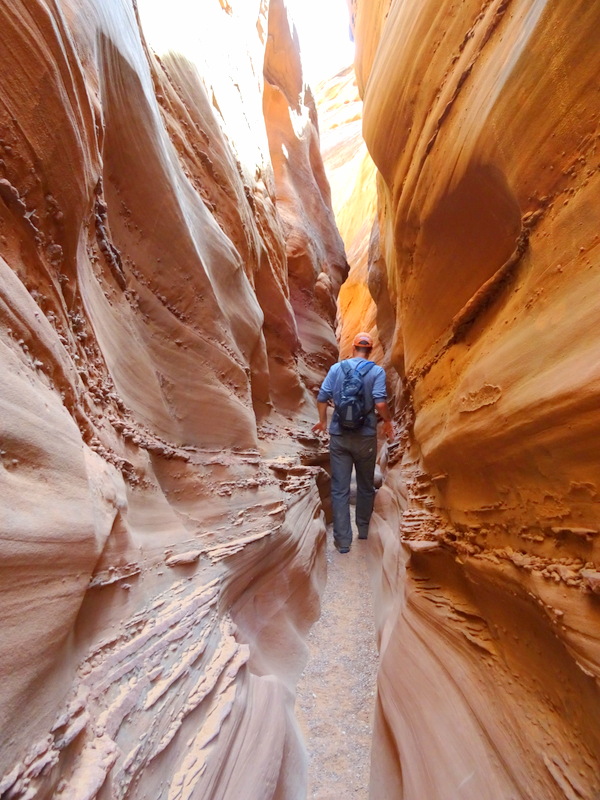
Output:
[334, 360, 375, 430]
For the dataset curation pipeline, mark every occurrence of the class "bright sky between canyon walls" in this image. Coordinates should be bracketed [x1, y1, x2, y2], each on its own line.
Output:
[285, 0, 355, 84]
[138, 0, 353, 89]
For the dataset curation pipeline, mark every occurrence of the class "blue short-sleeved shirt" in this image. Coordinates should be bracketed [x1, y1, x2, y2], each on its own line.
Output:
[317, 357, 387, 436]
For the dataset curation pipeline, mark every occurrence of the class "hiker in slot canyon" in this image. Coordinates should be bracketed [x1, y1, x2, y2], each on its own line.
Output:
[312, 331, 394, 553]
[1, 0, 600, 797]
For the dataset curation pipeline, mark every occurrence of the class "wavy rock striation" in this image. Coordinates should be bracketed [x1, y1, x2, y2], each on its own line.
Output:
[0, 1, 341, 797]
[349, 0, 600, 797]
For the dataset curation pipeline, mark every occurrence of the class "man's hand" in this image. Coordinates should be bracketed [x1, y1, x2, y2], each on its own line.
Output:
[375, 400, 395, 442]
[383, 420, 395, 442]
[313, 401, 329, 436]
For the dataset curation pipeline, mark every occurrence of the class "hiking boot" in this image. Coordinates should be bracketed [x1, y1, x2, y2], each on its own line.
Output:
[357, 531, 368, 540]
[334, 541, 350, 553]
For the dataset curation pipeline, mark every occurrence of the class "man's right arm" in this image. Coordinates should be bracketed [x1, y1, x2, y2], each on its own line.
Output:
[313, 401, 329, 434]
[312, 365, 336, 435]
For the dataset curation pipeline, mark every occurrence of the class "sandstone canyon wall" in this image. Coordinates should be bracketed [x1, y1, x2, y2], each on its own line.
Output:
[348, 0, 600, 797]
[0, 1, 343, 797]
[314, 67, 381, 363]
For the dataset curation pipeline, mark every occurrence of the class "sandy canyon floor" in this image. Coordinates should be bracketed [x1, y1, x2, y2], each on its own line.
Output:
[296, 524, 378, 799]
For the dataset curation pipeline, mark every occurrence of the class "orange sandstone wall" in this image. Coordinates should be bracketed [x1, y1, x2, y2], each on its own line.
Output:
[314, 67, 381, 362]
[351, 0, 600, 797]
[0, 1, 340, 797]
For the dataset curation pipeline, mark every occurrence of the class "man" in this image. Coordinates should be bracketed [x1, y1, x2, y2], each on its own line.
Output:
[312, 332, 394, 553]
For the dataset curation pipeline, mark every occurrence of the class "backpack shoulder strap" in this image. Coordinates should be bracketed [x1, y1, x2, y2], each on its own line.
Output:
[340, 360, 352, 376]
[357, 360, 375, 376]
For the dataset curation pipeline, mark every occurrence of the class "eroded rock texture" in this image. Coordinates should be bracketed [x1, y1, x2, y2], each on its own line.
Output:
[350, 0, 600, 797]
[314, 67, 380, 361]
[0, 1, 341, 797]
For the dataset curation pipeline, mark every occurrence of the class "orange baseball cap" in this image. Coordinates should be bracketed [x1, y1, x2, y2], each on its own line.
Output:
[352, 332, 373, 348]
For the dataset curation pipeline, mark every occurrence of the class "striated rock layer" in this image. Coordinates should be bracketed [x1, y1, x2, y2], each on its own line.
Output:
[350, 0, 600, 797]
[0, 1, 342, 797]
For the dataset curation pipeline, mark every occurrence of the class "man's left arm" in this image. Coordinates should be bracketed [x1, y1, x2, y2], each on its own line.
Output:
[373, 367, 395, 442]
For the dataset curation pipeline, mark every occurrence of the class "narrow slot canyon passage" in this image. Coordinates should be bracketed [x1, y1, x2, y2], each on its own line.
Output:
[1, 0, 600, 799]
[296, 527, 378, 799]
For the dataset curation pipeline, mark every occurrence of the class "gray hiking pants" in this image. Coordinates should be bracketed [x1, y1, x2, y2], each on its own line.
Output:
[329, 433, 377, 548]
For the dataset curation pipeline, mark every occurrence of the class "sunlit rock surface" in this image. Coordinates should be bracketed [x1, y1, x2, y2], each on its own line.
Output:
[0, 1, 341, 797]
[314, 67, 380, 362]
[264, 0, 347, 387]
[350, 0, 600, 797]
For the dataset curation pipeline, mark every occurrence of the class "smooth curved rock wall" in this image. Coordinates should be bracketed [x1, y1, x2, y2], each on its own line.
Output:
[350, 0, 600, 796]
[0, 1, 340, 797]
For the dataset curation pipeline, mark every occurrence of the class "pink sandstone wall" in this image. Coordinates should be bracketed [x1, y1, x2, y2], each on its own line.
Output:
[0, 1, 341, 797]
